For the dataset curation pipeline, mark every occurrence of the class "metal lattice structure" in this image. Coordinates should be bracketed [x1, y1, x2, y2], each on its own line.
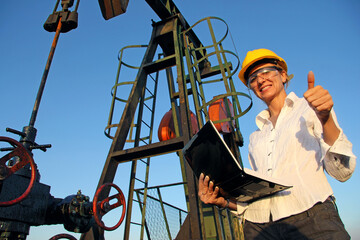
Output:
[81, 1, 252, 239]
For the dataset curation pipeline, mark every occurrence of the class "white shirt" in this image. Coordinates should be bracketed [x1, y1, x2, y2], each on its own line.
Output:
[236, 92, 356, 223]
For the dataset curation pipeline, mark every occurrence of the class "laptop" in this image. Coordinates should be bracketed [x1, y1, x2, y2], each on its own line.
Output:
[182, 120, 292, 203]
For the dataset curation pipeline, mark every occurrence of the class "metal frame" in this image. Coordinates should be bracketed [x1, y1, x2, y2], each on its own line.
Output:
[81, 9, 250, 240]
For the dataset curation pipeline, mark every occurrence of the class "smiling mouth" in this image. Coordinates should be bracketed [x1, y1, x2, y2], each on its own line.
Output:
[260, 85, 271, 92]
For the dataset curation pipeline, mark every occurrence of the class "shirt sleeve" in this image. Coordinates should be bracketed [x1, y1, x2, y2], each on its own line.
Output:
[321, 110, 356, 182]
[230, 201, 248, 217]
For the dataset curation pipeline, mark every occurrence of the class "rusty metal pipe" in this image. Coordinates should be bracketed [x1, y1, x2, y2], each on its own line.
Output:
[29, 17, 62, 127]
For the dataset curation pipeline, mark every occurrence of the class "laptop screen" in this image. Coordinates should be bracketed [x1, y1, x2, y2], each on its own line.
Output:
[183, 121, 243, 186]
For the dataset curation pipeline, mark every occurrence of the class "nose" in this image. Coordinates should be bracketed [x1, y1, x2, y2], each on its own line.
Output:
[257, 76, 266, 85]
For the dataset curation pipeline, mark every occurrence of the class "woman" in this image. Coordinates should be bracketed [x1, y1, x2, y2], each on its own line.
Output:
[198, 49, 356, 239]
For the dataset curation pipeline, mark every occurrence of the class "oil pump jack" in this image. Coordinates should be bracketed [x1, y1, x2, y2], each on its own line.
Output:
[81, 0, 252, 239]
[1, 0, 252, 239]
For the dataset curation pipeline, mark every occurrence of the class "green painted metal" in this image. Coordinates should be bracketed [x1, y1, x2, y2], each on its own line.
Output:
[83, 7, 250, 240]
[156, 187, 172, 239]
[181, 16, 250, 239]
[104, 45, 148, 140]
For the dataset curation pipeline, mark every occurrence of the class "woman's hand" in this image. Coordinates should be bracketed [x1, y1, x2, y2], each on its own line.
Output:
[304, 71, 333, 125]
[198, 173, 227, 208]
[304, 71, 340, 145]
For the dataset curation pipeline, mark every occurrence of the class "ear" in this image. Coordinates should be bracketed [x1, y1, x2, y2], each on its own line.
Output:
[280, 70, 288, 84]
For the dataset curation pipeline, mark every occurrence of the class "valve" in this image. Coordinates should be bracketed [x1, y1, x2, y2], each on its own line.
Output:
[93, 183, 126, 231]
[0, 137, 37, 206]
[59, 190, 94, 233]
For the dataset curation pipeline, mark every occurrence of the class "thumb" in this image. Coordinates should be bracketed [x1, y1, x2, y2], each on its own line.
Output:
[307, 71, 315, 89]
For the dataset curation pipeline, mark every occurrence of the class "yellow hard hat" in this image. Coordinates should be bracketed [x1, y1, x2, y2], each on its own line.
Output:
[238, 49, 287, 86]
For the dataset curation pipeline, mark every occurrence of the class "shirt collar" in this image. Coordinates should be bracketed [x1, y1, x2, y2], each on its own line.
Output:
[255, 92, 299, 130]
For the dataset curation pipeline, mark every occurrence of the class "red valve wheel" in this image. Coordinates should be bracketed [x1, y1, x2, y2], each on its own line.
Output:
[93, 183, 126, 231]
[0, 136, 37, 206]
[49, 234, 77, 240]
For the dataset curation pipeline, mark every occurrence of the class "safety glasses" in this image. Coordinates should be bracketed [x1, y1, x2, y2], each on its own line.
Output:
[247, 66, 283, 88]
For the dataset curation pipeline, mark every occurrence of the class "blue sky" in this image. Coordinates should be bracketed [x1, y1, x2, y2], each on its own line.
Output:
[1, 0, 359, 239]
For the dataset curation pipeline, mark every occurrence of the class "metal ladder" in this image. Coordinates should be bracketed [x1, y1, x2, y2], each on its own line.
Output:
[126, 61, 160, 240]
[105, 45, 162, 239]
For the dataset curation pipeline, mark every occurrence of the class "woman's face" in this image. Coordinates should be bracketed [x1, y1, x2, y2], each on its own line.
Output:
[248, 63, 287, 104]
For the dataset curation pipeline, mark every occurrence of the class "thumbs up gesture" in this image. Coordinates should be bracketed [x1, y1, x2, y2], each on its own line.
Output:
[303, 71, 334, 125]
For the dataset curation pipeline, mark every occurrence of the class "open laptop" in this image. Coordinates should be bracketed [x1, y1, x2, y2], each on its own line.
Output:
[182, 120, 291, 203]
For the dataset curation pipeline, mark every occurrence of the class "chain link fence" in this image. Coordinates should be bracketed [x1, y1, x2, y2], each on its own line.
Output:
[136, 186, 188, 240]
